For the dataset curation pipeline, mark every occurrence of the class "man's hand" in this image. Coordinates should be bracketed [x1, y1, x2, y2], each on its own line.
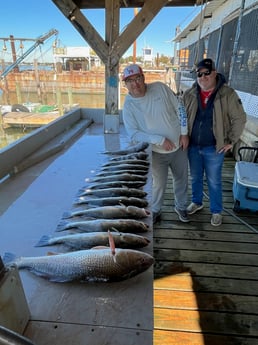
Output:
[218, 144, 233, 153]
[179, 135, 189, 150]
[162, 138, 176, 151]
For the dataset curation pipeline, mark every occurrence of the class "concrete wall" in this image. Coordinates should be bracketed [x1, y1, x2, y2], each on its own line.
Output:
[0, 108, 101, 181]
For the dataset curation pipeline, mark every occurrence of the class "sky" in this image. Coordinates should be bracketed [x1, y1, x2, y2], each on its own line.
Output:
[0, 0, 200, 63]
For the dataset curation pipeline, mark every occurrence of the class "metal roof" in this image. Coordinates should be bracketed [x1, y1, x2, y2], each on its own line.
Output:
[174, 0, 228, 41]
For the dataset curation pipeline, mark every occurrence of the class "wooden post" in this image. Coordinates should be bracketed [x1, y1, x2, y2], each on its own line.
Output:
[15, 82, 22, 104]
[68, 87, 73, 107]
[57, 88, 63, 116]
[104, 0, 120, 133]
[34, 59, 42, 103]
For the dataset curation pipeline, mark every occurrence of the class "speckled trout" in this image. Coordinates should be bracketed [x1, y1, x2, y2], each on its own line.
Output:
[3, 248, 154, 282]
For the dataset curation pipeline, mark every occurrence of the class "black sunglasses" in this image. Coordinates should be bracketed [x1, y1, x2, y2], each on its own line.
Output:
[197, 70, 212, 78]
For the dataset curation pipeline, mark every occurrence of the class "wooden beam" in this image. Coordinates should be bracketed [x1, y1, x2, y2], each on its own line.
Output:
[105, 0, 120, 117]
[73, 0, 201, 9]
[111, 0, 168, 61]
[52, 0, 109, 63]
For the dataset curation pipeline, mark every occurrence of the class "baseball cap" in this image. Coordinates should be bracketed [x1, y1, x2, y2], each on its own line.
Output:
[122, 64, 143, 81]
[196, 58, 216, 72]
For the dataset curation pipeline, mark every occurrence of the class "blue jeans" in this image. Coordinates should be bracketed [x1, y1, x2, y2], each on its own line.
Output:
[188, 145, 224, 214]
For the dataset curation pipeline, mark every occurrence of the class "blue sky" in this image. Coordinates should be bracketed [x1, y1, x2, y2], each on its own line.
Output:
[0, 1, 199, 62]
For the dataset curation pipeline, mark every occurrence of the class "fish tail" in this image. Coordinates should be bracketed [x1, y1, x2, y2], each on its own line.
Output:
[3, 252, 17, 265]
[35, 235, 51, 247]
[62, 211, 73, 219]
[73, 197, 84, 205]
[56, 220, 70, 231]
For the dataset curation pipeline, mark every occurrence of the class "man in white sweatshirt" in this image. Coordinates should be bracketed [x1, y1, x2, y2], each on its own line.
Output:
[122, 64, 189, 224]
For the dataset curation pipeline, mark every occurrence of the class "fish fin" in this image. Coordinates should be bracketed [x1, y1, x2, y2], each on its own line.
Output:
[73, 197, 87, 205]
[35, 235, 51, 247]
[73, 197, 80, 204]
[91, 245, 109, 250]
[56, 220, 70, 232]
[3, 252, 16, 265]
[108, 230, 116, 256]
[46, 251, 60, 256]
[110, 227, 119, 233]
[62, 211, 73, 219]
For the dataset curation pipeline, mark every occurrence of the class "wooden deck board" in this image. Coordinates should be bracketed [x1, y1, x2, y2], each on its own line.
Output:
[153, 155, 258, 344]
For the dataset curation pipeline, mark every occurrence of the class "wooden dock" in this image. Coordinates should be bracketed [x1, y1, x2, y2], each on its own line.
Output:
[153, 156, 258, 344]
[1, 111, 61, 128]
[1, 105, 79, 128]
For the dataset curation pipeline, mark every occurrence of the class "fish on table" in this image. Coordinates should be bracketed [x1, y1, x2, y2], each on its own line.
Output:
[56, 218, 150, 233]
[86, 180, 146, 189]
[88, 173, 147, 183]
[62, 205, 150, 220]
[102, 142, 149, 155]
[99, 164, 149, 173]
[73, 196, 148, 208]
[102, 159, 150, 167]
[95, 169, 148, 177]
[35, 231, 150, 250]
[3, 248, 154, 283]
[77, 186, 147, 198]
[108, 151, 148, 161]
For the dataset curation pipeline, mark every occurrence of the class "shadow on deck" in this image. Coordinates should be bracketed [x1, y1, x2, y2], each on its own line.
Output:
[153, 155, 258, 345]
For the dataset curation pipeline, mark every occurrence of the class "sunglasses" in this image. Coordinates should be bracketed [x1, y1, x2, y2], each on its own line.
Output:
[125, 75, 143, 84]
[197, 70, 212, 78]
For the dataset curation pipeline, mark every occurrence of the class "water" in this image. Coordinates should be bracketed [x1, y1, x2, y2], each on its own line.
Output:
[0, 91, 126, 150]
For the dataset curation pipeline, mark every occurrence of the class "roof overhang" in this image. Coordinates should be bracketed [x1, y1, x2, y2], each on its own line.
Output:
[174, 0, 227, 42]
[73, 0, 205, 9]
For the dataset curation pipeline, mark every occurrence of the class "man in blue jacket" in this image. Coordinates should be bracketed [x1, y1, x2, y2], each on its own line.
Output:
[183, 58, 246, 226]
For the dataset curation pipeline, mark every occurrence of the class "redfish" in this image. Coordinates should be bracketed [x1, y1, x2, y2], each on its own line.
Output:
[3, 249, 154, 283]
[35, 231, 150, 250]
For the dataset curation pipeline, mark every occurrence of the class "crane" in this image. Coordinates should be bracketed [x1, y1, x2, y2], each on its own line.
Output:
[0, 29, 58, 79]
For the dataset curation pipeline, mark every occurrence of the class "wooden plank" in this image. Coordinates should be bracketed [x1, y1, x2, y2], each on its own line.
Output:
[154, 290, 258, 313]
[154, 228, 258, 243]
[154, 329, 257, 345]
[154, 248, 258, 266]
[154, 156, 258, 343]
[154, 261, 258, 280]
[52, 0, 108, 63]
[154, 238, 258, 255]
[112, 0, 168, 58]
[154, 308, 258, 336]
[154, 274, 258, 295]
[2, 112, 60, 127]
